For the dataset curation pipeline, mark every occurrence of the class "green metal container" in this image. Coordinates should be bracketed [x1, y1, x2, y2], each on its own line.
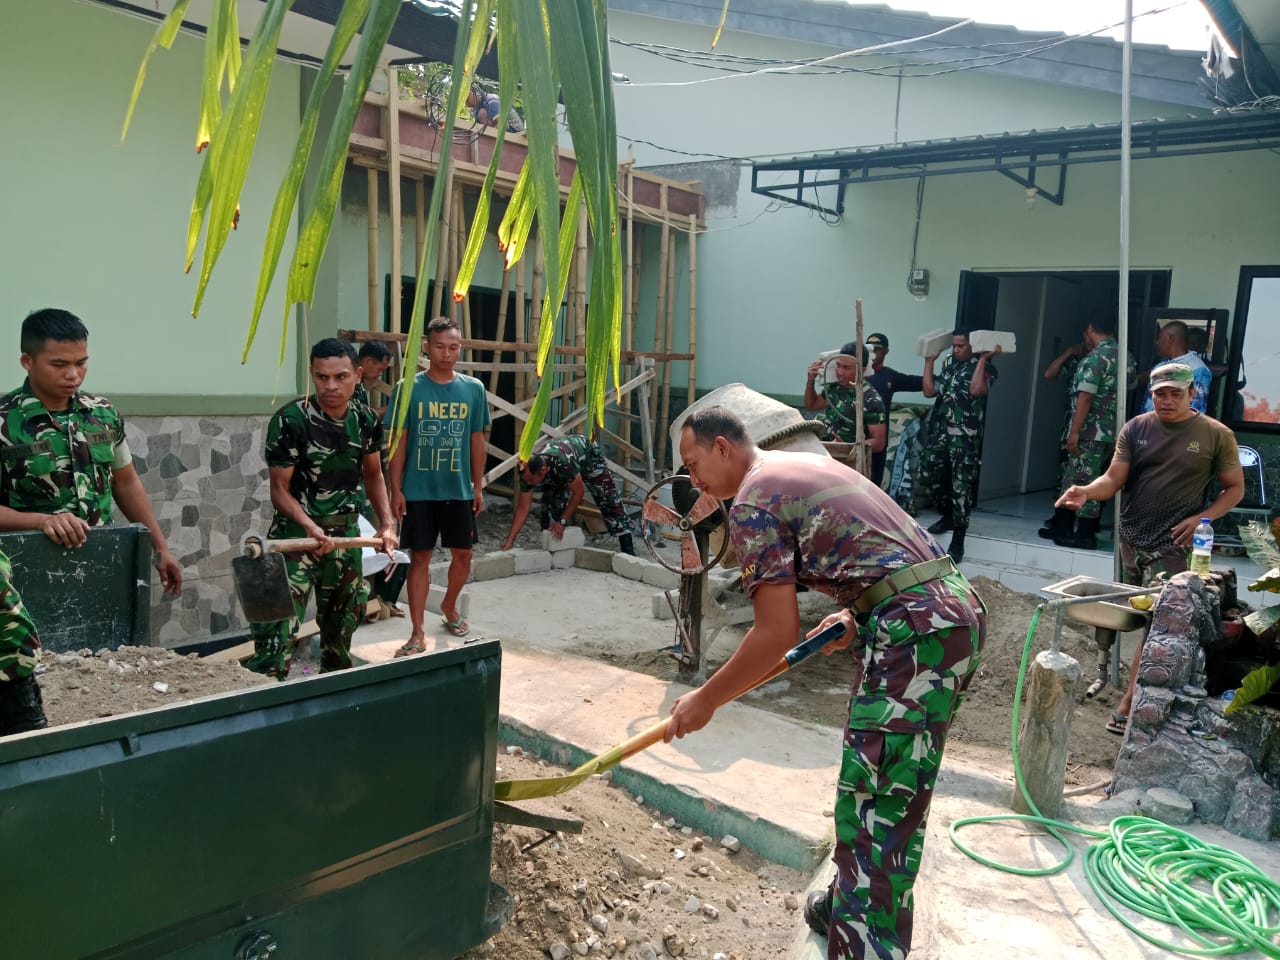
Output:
[0, 524, 151, 652]
[1, 642, 507, 958]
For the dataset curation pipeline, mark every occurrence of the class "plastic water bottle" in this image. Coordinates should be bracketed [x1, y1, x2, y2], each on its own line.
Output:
[1189, 517, 1213, 575]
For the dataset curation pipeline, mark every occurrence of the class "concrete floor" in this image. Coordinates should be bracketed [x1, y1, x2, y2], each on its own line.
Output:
[351, 568, 1280, 959]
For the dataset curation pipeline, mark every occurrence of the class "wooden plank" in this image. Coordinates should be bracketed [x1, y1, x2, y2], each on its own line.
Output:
[687, 213, 698, 408]
[651, 183, 669, 431]
[386, 65, 402, 335]
[658, 227, 677, 473]
[338, 330, 692, 362]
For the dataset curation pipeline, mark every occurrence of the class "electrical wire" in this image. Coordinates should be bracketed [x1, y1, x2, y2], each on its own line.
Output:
[949, 606, 1280, 958]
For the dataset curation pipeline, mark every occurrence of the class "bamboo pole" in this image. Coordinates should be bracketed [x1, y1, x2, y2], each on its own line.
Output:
[529, 236, 545, 412]
[854, 299, 867, 478]
[386, 65, 402, 335]
[454, 187, 471, 339]
[687, 213, 698, 410]
[514, 252, 527, 405]
[366, 168, 379, 331]
[657, 228, 677, 473]
[414, 176, 426, 292]
[624, 151, 635, 356]
[571, 196, 588, 415]
[431, 161, 453, 320]
[490, 262, 512, 397]
[649, 185, 669, 431]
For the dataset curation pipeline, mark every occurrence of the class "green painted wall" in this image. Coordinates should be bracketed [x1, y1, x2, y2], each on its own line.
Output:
[0, 0, 304, 408]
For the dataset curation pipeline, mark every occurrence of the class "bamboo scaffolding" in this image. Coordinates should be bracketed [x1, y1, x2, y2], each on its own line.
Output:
[414, 176, 426, 285]
[514, 254, 526, 405]
[650, 184, 669, 431]
[529, 237, 544, 407]
[490, 262, 512, 396]
[366, 168, 379, 330]
[454, 187, 471, 338]
[657, 228, 677, 474]
[624, 151, 635, 357]
[386, 66, 402, 335]
[343, 331, 692, 362]
[430, 161, 453, 320]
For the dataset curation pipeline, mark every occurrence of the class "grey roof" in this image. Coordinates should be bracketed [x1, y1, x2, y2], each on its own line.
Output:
[608, 0, 1210, 108]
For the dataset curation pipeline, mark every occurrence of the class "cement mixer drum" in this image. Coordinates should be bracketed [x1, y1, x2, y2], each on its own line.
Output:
[669, 382, 827, 469]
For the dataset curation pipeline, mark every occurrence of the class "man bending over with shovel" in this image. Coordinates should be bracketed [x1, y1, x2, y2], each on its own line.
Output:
[246, 339, 398, 680]
[666, 406, 985, 960]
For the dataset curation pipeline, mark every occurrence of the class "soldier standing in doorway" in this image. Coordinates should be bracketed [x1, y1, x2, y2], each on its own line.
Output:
[918, 331, 999, 562]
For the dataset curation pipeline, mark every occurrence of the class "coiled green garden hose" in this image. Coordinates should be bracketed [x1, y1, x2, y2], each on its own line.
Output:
[949, 606, 1280, 958]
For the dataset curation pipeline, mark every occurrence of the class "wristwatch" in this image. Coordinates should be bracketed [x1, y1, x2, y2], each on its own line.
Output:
[560, 517, 571, 526]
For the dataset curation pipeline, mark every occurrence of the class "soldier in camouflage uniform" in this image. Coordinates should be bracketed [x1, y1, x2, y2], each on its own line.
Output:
[804, 343, 890, 486]
[0, 309, 181, 593]
[919, 331, 999, 562]
[247, 339, 398, 681]
[0, 549, 48, 735]
[667, 407, 984, 960]
[353, 339, 392, 413]
[502, 433, 635, 555]
[1042, 317, 1136, 549]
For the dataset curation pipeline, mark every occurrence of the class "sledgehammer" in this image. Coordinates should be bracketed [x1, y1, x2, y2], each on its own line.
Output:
[494, 619, 849, 802]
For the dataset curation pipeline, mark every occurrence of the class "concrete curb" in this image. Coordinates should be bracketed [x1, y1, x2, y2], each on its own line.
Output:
[499, 715, 831, 874]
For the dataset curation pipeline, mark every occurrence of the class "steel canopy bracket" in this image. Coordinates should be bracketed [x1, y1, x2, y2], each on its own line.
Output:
[995, 149, 1067, 205]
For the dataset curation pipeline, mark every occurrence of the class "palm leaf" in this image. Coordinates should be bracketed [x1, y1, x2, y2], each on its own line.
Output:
[498, 160, 537, 267]
[240, 0, 373, 361]
[121, 0, 192, 140]
[190, 0, 292, 318]
[1224, 663, 1280, 714]
[284, 0, 401, 321]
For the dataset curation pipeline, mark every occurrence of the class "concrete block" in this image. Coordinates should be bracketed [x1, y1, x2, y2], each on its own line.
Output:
[471, 551, 516, 581]
[968, 329, 1017, 355]
[613, 552, 648, 581]
[552, 550, 575, 569]
[429, 560, 473, 584]
[916, 327, 952, 358]
[652, 591, 676, 620]
[509, 547, 553, 574]
[541, 526, 586, 552]
[575, 547, 616, 572]
[641, 562, 682, 591]
[1142, 787, 1195, 826]
[426, 584, 471, 618]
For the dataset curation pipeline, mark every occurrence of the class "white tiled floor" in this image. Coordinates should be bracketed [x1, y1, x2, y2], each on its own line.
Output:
[920, 491, 1278, 607]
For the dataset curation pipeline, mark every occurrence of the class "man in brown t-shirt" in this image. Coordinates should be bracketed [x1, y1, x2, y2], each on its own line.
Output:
[1057, 362, 1243, 732]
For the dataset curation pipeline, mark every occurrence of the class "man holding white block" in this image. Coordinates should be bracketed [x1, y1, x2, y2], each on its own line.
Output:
[920, 331, 1000, 561]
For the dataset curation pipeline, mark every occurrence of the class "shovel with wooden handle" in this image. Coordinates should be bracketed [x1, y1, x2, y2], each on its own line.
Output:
[232, 534, 384, 623]
[494, 619, 848, 802]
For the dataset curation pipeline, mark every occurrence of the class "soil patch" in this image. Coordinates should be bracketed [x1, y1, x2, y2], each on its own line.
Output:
[562, 574, 1124, 785]
[462, 748, 807, 960]
[36, 645, 272, 726]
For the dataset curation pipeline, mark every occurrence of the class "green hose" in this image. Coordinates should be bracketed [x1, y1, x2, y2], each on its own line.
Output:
[948, 605, 1280, 958]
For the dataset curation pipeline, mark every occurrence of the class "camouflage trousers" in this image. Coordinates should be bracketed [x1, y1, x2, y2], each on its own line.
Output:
[829, 608, 981, 958]
[1119, 541, 1188, 587]
[246, 546, 369, 681]
[0, 550, 40, 682]
[543, 448, 630, 536]
[1057, 436, 1109, 520]
[919, 432, 981, 528]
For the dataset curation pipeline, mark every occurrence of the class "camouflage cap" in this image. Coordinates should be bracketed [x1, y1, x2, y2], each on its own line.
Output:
[866, 332, 889, 348]
[1149, 362, 1194, 392]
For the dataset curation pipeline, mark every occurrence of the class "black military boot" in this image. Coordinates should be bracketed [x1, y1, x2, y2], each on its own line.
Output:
[618, 532, 636, 556]
[949, 526, 967, 562]
[1038, 507, 1075, 541]
[926, 514, 953, 535]
[803, 882, 834, 937]
[0, 675, 49, 736]
[1055, 516, 1099, 550]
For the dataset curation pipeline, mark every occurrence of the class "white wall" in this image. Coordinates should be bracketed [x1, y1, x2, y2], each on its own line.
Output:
[0, 0, 303, 400]
[606, 10, 1280, 398]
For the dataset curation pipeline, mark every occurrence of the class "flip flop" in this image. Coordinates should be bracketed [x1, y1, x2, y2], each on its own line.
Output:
[441, 617, 470, 638]
[394, 638, 427, 658]
[1106, 710, 1128, 735]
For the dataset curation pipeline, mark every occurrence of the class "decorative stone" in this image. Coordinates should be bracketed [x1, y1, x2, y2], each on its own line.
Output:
[426, 584, 471, 617]
[542, 527, 586, 551]
[510, 548, 553, 574]
[1224, 779, 1275, 841]
[1012, 649, 1081, 820]
[1141, 787, 1195, 825]
[471, 552, 516, 581]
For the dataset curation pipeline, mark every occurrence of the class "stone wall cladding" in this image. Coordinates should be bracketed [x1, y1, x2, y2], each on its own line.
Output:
[1111, 571, 1279, 841]
[126, 414, 273, 647]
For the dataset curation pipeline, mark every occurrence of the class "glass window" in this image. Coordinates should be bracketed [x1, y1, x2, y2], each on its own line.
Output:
[1228, 267, 1280, 431]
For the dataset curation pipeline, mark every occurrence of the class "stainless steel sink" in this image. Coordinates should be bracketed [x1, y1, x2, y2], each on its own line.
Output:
[1040, 575, 1152, 633]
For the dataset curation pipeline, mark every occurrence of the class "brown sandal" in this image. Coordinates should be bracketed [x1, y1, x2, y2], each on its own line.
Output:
[394, 638, 427, 658]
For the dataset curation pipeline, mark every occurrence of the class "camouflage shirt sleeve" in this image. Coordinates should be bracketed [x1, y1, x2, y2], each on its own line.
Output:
[264, 402, 303, 469]
[728, 502, 797, 597]
[1072, 351, 1104, 396]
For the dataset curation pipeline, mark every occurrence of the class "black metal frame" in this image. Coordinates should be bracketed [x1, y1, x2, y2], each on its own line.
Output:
[751, 111, 1280, 217]
[1227, 264, 1280, 435]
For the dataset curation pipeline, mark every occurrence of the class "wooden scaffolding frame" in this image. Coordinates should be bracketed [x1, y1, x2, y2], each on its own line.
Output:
[350, 70, 705, 498]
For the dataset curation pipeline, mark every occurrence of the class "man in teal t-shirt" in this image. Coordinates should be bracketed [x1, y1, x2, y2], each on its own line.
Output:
[386, 317, 491, 651]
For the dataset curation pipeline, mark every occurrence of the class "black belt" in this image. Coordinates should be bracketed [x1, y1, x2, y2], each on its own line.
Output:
[850, 556, 958, 614]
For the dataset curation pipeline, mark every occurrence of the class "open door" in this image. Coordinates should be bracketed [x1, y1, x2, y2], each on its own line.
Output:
[955, 270, 1000, 332]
